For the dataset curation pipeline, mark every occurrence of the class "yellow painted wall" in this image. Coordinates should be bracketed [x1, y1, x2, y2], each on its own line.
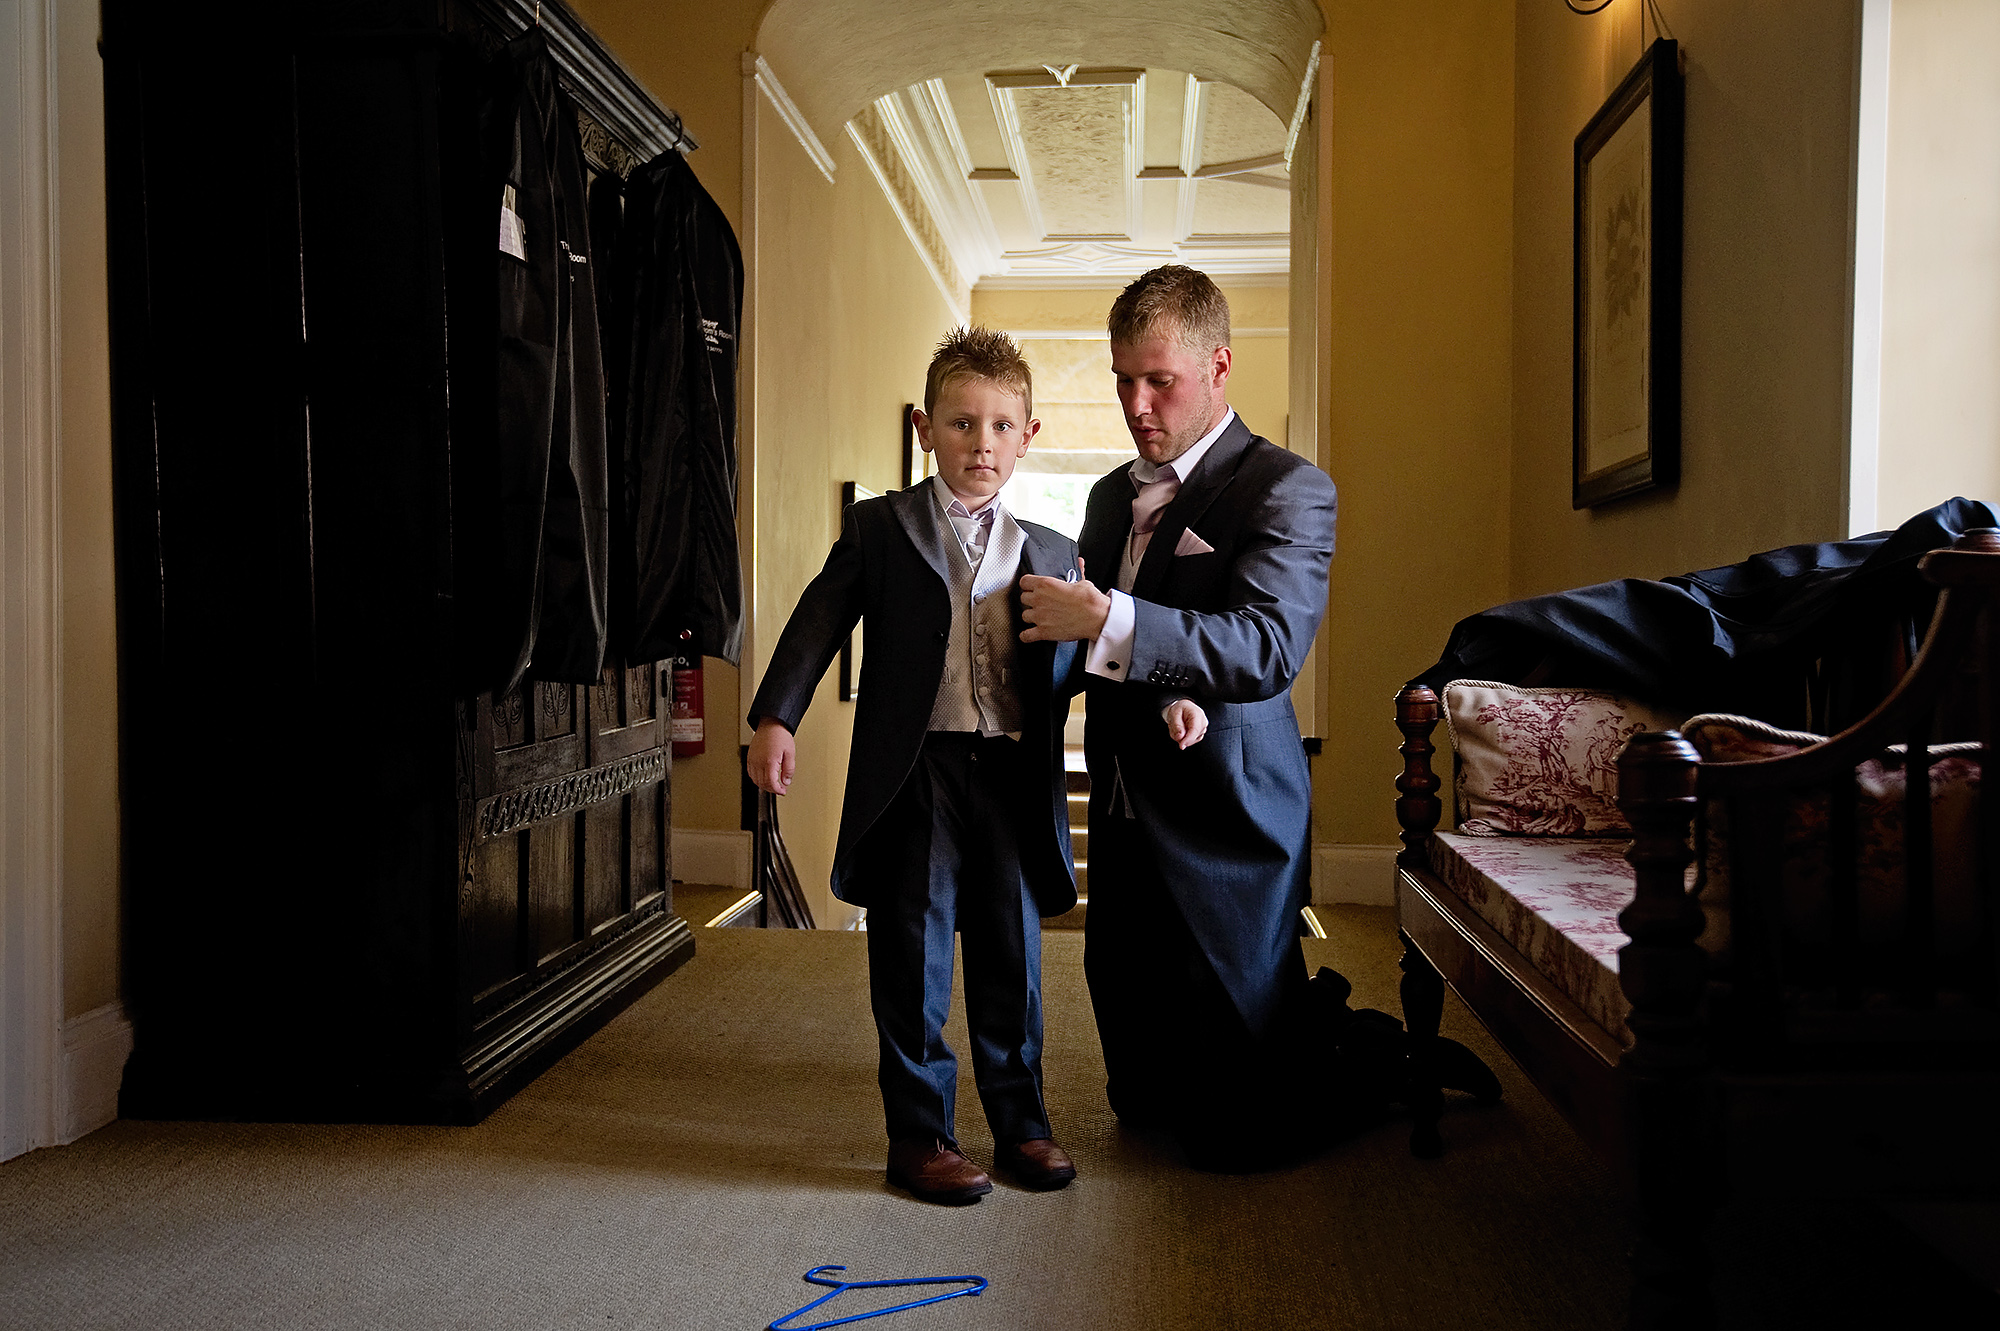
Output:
[1313, 0, 1517, 846]
[570, 0, 760, 833]
[1510, 0, 1858, 600]
[747, 95, 960, 928]
[1876, 0, 2000, 527]
[569, 0, 759, 230]
[58, 0, 120, 1019]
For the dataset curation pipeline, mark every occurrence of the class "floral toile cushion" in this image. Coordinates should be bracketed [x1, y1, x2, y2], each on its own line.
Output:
[1442, 681, 1688, 836]
[1429, 834, 1649, 1044]
[1679, 713, 1983, 975]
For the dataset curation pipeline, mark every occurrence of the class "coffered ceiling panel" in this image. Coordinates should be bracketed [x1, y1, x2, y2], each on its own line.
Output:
[1191, 178, 1290, 238]
[1199, 82, 1288, 170]
[853, 65, 1295, 288]
[1010, 84, 1134, 237]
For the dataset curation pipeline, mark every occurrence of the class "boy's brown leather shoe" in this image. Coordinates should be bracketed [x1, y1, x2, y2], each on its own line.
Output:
[886, 1138, 992, 1205]
[994, 1137, 1077, 1190]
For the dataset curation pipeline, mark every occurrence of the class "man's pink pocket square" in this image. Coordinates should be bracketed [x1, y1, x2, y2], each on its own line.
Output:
[1174, 528, 1216, 556]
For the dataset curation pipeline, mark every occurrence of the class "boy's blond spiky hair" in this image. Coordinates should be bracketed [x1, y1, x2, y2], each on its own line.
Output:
[1107, 264, 1231, 353]
[923, 326, 1033, 417]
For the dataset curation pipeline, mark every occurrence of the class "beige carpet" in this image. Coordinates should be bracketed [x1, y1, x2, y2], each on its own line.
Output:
[1, 907, 1990, 1329]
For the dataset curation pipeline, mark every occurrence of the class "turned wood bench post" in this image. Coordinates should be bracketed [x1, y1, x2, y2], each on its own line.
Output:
[1615, 730, 1712, 1330]
[1394, 684, 1449, 1157]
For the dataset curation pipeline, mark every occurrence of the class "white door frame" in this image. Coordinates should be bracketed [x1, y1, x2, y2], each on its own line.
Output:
[1845, 0, 1893, 538]
[0, 0, 66, 1163]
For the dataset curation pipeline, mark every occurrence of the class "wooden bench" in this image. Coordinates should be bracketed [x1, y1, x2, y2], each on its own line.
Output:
[1391, 530, 2000, 1327]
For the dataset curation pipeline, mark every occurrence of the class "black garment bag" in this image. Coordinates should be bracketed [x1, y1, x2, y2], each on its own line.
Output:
[472, 27, 611, 691]
[602, 150, 745, 667]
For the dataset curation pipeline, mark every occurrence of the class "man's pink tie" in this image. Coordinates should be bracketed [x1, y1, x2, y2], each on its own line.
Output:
[1129, 471, 1181, 561]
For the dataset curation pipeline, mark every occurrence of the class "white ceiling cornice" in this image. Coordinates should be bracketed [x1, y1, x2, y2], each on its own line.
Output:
[750, 55, 835, 184]
[846, 106, 972, 322]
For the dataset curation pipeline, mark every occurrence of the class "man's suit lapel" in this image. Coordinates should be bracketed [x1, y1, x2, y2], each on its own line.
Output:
[1080, 463, 1135, 592]
[1132, 415, 1250, 601]
[1011, 516, 1069, 684]
[889, 481, 953, 588]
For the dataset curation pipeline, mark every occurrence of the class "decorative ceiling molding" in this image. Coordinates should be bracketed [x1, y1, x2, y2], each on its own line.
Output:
[751, 54, 835, 184]
[1283, 40, 1321, 169]
[755, 41, 1298, 308]
[1196, 152, 1288, 178]
[838, 60, 1293, 289]
[846, 107, 972, 322]
[985, 68, 1144, 244]
[753, 0, 1324, 136]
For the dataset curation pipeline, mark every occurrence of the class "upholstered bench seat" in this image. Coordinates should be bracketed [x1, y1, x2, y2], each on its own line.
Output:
[1427, 833, 1642, 1045]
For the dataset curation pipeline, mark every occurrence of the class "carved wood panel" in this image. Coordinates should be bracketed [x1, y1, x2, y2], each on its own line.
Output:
[460, 661, 671, 1023]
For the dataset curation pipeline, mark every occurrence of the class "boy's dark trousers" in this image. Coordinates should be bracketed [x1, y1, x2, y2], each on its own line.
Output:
[858, 731, 1051, 1147]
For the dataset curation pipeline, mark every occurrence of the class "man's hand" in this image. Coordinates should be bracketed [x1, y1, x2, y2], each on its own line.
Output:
[1019, 568, 1112, 643]
[1163, 699, 1209, 750]
[746, 717, 797, 795]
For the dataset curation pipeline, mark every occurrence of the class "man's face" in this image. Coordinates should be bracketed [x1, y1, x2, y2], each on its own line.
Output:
[914, 376, 1037, 503]
[1110, 330, 1232, 466]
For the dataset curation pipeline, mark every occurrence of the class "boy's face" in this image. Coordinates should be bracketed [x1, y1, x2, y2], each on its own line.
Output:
[914, 376, 1038, 504]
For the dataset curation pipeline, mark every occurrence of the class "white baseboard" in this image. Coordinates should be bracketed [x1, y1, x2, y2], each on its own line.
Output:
[59, 1002, 132, 1144]
[672, 828, 752, 893]
[1311, 844, 1399, 907]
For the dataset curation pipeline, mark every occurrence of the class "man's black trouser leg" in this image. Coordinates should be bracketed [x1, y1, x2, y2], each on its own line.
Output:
[1084, 814, 1312, 1154]
[1082, 812, 1189, 1124]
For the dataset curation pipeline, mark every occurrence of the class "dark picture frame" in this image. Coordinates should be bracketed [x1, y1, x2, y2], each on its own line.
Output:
[1573, 39, 1683, 509]
[838, 480, 881, 700]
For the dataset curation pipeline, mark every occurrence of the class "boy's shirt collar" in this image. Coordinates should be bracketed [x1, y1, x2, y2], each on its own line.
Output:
[930, 474, 1006, 565]
[931, 473, 1003, 521]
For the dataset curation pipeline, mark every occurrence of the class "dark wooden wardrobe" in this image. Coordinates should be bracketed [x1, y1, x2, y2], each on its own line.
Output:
[105, 0, 695, 1122]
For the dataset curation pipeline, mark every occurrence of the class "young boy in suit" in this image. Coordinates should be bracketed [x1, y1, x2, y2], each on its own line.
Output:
[743, 328, 1087, 1204]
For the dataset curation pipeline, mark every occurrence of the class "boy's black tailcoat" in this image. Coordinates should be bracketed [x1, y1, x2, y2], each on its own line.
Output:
[747, 485, 1081, 916]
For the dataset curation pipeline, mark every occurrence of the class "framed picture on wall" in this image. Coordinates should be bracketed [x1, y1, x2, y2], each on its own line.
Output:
[1573, 39, 1683, 509]
[838, 480, 881, 700]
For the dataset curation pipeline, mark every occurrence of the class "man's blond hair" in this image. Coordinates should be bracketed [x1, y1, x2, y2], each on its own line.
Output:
[1107, 264, 1231, 353]
[924, 326, 1033, 417]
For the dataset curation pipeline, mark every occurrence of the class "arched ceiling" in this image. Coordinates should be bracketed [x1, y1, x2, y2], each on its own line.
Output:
[754, 1, 1320, 289]
[754, 0, 1323, 136]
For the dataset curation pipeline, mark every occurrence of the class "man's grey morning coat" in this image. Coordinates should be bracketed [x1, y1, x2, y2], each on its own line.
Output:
[1074, 413, 1337, 1038]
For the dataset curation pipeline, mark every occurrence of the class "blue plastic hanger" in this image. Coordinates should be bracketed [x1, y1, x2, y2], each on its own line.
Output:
[768, 1265, 988, 1330]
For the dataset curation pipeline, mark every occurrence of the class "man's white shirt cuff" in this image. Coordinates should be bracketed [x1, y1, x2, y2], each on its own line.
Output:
[1085, 590, 1138, 680]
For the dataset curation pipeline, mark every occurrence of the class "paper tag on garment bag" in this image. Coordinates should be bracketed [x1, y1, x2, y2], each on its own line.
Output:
[498, 184, 526, 260]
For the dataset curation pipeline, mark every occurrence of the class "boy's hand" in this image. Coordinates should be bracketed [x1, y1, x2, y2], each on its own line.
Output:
[747, 717, 797, 795]
[1163, 699, 1208, 750]
[1020, 563, 1110, 643]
